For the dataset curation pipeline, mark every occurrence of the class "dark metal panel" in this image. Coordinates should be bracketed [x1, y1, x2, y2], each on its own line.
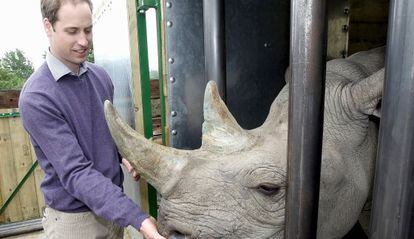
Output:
[203, 0, 226, 101]
[225, 0, 290, 129]
[369, 0, 414, 237]
[285, 0, 327, 238]
[165, 0, 205, 149]
[166, 0, 290, 148]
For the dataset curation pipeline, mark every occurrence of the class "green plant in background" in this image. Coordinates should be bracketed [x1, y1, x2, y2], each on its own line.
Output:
[0, 49, 34, 90]
[86, 46, 95, 63]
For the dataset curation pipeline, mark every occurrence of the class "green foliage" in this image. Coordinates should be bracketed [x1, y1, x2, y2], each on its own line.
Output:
[87, 47, 95, 63]
[0, 49, 34, 90]
[1, 49, 34, 79]
[0, 68, 26, 90]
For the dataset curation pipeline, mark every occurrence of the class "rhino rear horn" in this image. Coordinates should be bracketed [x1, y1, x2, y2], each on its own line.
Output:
[201, 81, 255, 153]
[104, 101, 187, 196]
[350, 68, 385, 116]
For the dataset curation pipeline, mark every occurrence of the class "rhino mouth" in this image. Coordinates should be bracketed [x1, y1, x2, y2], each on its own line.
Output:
[168, 231, 191, 239]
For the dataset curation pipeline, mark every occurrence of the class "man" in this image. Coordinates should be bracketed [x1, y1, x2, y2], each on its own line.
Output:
[19, 0, 166, 238]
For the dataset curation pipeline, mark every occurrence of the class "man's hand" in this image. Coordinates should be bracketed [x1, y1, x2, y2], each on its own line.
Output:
[122, 158, 140, 181]
[140, 217, 167, 239]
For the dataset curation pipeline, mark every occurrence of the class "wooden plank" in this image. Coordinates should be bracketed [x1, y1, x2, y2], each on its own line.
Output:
[0, 109, 23, 223]
[348, 22, 388, 55]
[348, 0, 388, 55]
[152, 117, 162, 136]
[126, 0, 149, 214]
[127, 0, 145, 135]
[0, 176, 4, 223]
[8, 114, 40, 220]
[151, 98, 161, 117]
[150, 79, 160, 99]
[350, 0, 389, 23]
[0, 91, 20, 109]
[349, 23, 388, 42]
[29, 144, 45, 214]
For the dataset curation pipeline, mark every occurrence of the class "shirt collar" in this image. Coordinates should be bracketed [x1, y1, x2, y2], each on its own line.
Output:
[46, 50, 88, 81]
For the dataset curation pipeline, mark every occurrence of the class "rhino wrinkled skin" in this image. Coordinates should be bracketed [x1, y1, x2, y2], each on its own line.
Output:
[104, 47, 385, 238]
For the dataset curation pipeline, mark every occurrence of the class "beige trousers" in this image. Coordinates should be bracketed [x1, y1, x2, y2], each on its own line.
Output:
[42, 207, 124, 239]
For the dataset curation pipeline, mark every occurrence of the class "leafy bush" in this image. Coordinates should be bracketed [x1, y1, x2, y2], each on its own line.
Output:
[0, 49, 34, 90]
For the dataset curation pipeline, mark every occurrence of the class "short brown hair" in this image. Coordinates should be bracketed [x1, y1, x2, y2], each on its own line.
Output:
[41, 0, 93, 25]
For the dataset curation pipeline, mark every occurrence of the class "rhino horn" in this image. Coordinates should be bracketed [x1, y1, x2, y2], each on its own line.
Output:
[104, 101, 187, 195]
[201, 81, 255, 153]
[350, 68, 385, 117]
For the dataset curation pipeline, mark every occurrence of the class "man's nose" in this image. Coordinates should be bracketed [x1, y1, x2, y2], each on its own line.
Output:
[77, 33, 89, 46]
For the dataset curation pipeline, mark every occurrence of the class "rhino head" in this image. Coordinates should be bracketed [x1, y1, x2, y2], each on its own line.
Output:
[104, 47, 385, 238]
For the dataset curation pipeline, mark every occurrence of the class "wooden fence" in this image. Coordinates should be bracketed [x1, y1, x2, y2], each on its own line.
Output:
[0, 108, 44, 224]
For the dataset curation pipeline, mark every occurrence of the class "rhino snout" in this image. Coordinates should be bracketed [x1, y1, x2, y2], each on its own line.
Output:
[168, 232, 191, 239]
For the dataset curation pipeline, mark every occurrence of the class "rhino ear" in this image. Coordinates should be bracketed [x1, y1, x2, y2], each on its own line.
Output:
[284, 66, 291, 84]
[201, 81, 254, 153]
[350, 68, 385, 116]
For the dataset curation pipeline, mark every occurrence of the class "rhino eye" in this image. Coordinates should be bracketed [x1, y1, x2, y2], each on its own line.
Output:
[257, 184, 281, 196]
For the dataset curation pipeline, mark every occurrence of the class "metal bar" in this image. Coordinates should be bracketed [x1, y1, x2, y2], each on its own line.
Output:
[285, 0, 327, 237]
[0, 218, 42, 238]
[369, 0, 414, 238]
[203, 0, 226, 101]
[136, 0, 158, 218]
[0, 161, 38, 216]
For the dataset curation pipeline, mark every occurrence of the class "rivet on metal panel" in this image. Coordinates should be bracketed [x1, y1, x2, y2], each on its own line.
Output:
[340, 50, 347, 58]
[166, 2, 172, 8]
[342, 25, 349, 32]
[171, 129, 177, 135]
[168, 58, 175, 64]
[343, 8, 350, 15]
[171, 111, 177, 117]
[169, 77, 176, 83]
[167, 21, 173, 27]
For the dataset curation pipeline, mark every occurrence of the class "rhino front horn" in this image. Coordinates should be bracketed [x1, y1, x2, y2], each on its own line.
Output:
[104, 100, 188, 196]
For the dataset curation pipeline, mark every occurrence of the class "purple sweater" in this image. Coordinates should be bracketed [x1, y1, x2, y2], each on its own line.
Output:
[19, 62, 148, 230]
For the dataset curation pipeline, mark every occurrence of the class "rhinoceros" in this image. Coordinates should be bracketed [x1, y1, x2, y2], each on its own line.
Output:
[104, 46, 385, 238]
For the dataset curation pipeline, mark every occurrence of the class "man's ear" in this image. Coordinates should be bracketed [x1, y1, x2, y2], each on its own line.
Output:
[43, 18, 53, 37]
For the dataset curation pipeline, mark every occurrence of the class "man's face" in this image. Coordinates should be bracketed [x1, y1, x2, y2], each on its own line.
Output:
[44, 2, 92, 73]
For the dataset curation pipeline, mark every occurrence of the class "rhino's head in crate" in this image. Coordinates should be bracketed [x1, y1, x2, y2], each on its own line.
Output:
[105, 47, 385, 238]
